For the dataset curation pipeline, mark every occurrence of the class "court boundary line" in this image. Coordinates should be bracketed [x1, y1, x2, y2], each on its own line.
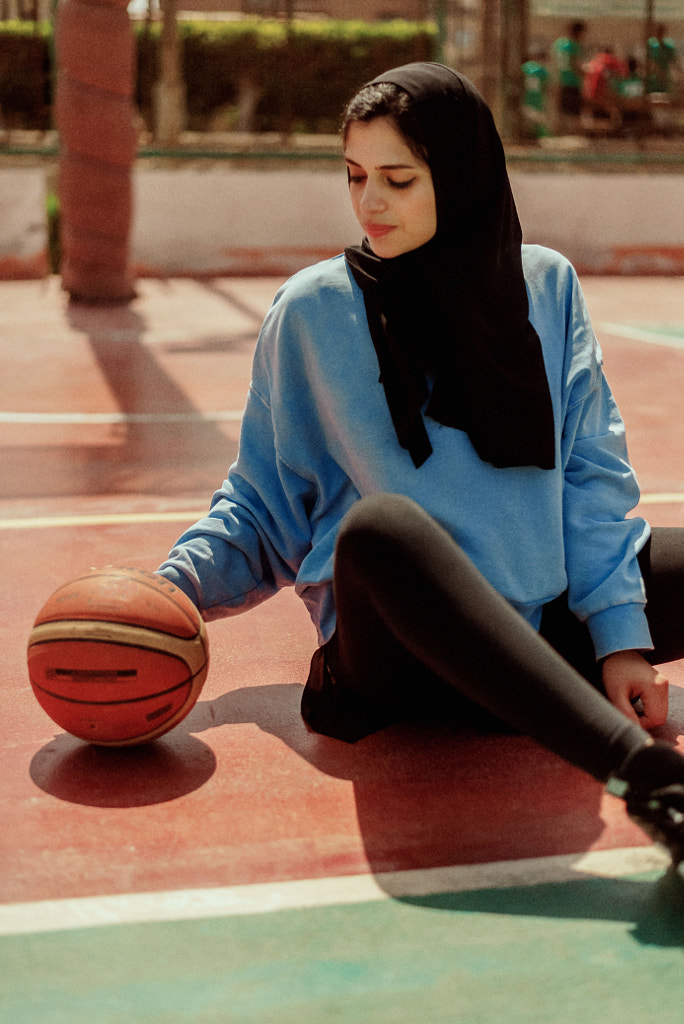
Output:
[1, 494, 682, 531]
[0, 846, 670, 937]
[599, 323, 684, 350]
[0, 511, 209, 530]
[0, 411, 244, 425]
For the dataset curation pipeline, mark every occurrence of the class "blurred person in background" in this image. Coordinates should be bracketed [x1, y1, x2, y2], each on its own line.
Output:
[582, 46, 628, 132]
[551, 20, 587, 133]
[646, 24, 679, 96]
[521, 48, 550, 139]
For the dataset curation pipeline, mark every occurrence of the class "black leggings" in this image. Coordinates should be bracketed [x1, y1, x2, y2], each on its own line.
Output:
[301, 494, 684, 781]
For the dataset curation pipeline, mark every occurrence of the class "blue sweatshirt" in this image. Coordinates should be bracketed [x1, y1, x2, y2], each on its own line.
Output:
[158, 244, 652, 661]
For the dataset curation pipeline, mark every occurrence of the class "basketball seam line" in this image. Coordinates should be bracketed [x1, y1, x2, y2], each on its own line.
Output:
[29, 623, 201, 642]
[29, 670, 205, 707]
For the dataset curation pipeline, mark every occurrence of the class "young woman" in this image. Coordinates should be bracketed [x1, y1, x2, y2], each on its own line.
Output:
[157, 63, 684, 867]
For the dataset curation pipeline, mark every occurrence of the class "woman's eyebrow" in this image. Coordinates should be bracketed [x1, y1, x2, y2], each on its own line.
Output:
[345, 157, 416, 170]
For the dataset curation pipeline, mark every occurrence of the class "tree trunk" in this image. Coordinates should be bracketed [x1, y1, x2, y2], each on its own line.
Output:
[479, 0, 500, 114]
[154, 0, 186, 147]
[55, 0, 136, 303]
[500, 0, 528, 141]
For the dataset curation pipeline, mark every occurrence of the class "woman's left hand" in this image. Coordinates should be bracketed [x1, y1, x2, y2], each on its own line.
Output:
[602, 649, 669, 730]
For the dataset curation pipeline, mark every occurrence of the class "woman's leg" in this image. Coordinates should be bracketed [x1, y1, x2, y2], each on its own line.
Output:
[639, 528, 684, 666]
[320, 492, 647, 781]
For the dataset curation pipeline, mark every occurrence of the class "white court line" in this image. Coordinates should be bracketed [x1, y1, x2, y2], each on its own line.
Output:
[0, 511, 207, 530]
[1, 494, 683, 532]
[0, 410, 244, 425]
[0, 846, 670, 937]
[599, 323, 684, 350]
[638, 493, 684, 505]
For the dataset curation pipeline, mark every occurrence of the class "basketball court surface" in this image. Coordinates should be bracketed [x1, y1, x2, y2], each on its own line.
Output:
[1, 271, 683, 1022]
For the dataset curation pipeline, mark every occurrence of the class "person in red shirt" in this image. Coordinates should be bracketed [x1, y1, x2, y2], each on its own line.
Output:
[583, 47, 628, 129]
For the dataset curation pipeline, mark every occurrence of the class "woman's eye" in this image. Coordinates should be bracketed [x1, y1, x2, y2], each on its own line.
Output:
[348, 174, 366, 185]
[388, 178, 416, 190]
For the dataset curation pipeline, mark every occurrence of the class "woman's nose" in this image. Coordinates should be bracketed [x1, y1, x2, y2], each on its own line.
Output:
[360, 179, 386, 213]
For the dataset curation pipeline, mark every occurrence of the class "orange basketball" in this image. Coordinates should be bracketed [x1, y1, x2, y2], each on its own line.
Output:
[27, 566, 209, 747]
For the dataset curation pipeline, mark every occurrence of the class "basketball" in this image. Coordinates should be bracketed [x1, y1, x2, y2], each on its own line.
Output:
[27, 566, 209, 747]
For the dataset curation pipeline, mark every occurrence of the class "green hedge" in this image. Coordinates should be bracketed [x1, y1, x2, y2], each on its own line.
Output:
[0, 18, 436, 133]
[139, 18, 437, 132]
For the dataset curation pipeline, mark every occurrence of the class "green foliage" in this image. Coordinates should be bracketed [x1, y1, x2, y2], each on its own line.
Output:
[0, 18, 52, 38]
[46, 190, 60, 273]
[134, 18, 436, 132]
[0, 18, 435, 134]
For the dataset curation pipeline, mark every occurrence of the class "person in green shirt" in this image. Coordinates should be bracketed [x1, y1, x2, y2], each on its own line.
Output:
[646, 23, 679, 95]
[614, 56, 651, 134]
[522, 52, 550, 138]
[551, 20, 587, 132]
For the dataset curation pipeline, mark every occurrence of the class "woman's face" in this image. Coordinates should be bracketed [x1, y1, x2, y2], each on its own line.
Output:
[344, 116, 437, 258]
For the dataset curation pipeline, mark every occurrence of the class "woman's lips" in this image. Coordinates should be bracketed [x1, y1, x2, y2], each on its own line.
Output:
[365, 223, 395, 239]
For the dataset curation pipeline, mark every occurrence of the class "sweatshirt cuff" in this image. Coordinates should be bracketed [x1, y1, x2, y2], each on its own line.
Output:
[155, 565, 201, 609]
[587, 603, 653, 662]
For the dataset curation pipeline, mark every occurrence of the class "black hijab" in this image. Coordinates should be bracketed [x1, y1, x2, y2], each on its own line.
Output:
[344, 62, 556, 470]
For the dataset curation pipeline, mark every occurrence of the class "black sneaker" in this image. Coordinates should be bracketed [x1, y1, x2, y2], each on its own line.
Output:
[626, 783, 684, 867]
[607, 743, 684, 868]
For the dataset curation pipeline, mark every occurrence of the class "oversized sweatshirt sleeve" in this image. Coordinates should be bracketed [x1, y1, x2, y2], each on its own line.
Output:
[560, 273, 652, 660]
[157, 289, 318, 620]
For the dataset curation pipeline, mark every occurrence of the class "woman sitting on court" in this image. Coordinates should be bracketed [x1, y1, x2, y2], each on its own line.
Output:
[158, 63, 684, 868]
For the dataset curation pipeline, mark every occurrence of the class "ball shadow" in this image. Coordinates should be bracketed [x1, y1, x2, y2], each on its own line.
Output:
[29, 729, 216, 808]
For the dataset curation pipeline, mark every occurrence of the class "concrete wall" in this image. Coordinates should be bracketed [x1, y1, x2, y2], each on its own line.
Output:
[131, 164, 360, 277]
[131, 163, 684, 276]
[0, 168, 49, 279]
[1, 163, 683, 280]
[512, 171, 684, 274]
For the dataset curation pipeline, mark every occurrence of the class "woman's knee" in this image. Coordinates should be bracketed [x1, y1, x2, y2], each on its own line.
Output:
[336, 493, 429, 555]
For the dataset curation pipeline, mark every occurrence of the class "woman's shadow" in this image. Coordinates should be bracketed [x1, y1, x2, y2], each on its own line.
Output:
[188, 681, 610, 863]
[198, 676, 684, 943]
[192, 679, 684, 947]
